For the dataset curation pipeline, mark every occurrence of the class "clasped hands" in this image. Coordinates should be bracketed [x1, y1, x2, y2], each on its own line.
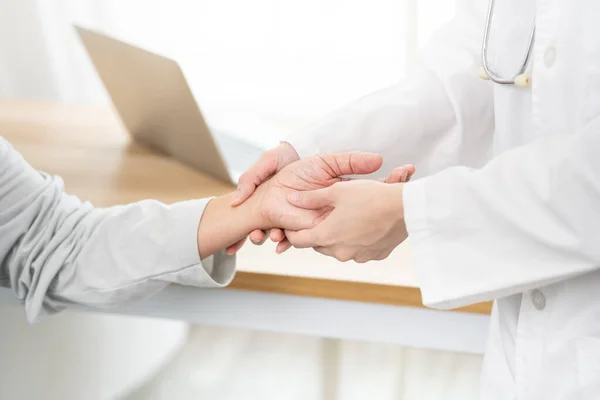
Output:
[227, 143, 415, 263]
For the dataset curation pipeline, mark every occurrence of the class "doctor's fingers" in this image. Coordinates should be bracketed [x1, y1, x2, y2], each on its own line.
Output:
[270, 228, 292, 254]
[313, 246, 386, 263]
[271, 229, 294, 253]
[285, 224, 331, 249]
[251, 229, 289, 251]
[270, 228, 285, 242]
[277, 207, 328, 232]
[275, 238, 292, 254]
[250, 226, 287, 245]
[249, 229, 268, 245]
[354, 249, 392, 263]
[313, 246, 340, 260]
[288, 187, 335, 210]
[313, 246, 357, 263]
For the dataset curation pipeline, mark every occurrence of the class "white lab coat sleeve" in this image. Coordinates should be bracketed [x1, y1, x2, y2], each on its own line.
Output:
[286, 0, 494, 178]
[0, 137, 235, 322]
[404, 118, 600, 309]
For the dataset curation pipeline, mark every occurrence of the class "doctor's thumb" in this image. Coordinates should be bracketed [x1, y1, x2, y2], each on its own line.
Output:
[288, 189, 332, 210]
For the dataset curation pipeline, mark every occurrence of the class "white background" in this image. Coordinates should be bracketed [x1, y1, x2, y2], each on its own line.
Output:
[0, 1, 485, 399]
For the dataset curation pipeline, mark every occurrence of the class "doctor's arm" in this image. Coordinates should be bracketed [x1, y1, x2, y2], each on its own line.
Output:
[232, 0, 493, 209]
[288, 119, 600, 309]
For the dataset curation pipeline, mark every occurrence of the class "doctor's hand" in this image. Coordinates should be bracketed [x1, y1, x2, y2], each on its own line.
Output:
[269, 163, 416, 253]
[284, 180, 408, 263]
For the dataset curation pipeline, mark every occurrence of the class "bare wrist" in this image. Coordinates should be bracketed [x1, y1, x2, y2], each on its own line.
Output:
[244, 191, 270, 231]
[197, 193, 261, 259]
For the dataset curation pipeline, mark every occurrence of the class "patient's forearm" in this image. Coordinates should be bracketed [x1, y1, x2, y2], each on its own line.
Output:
[197, 192, 261, 259]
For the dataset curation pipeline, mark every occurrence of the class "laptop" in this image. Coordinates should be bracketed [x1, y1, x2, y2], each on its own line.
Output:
[75, 25, 262, 184]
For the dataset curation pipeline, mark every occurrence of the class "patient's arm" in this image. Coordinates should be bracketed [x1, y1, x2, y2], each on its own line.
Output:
[0, 133, 382, 321]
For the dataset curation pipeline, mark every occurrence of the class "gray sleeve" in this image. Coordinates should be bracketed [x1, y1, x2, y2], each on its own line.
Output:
[0, 137, 236, 322]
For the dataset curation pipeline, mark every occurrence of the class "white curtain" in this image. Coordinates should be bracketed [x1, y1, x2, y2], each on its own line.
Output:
[0, 0, 483, 399]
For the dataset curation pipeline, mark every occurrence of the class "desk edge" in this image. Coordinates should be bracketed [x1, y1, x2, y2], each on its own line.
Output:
[228, 271, 493, 315]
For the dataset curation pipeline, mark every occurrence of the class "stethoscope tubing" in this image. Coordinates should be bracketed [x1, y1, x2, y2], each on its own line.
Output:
[480, 0, 536, 86]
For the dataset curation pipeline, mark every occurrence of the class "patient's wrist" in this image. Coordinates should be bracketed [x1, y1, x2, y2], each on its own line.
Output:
[220, 192, 262, 234]
[198, 193, 261, 259]
[243, 190, 270, 231]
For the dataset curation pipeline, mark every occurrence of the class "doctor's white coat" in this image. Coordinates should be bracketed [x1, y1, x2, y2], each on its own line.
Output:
[287, 0, 600, 398]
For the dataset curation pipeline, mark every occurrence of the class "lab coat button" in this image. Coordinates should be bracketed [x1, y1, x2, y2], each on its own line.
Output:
[531, 289, 546, 310]
[544, 47, 556, 68]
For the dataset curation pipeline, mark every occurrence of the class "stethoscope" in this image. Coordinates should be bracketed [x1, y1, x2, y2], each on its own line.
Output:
[478, 0, 535, 88]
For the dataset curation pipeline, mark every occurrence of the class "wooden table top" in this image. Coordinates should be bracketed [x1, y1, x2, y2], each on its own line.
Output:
[0, 100, 492, 315]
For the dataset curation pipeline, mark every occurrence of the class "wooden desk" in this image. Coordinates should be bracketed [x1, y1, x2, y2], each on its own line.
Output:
[0, 101, 491, 354]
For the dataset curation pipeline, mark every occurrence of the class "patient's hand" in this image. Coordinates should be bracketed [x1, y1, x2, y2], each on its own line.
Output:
[225, 154, 415, 254]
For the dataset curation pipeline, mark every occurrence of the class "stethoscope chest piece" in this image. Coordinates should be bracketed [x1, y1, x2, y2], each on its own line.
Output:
[479, 0, 535, 88]
[513, 73, 531, 88]
[479, 67, 531, 88]
[478, 66, 491, 81]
